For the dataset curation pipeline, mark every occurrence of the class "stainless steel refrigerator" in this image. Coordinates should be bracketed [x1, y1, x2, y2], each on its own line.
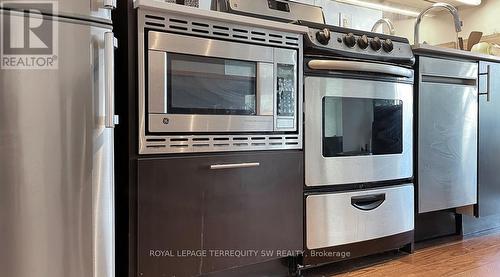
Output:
[0, 1, 117, 276]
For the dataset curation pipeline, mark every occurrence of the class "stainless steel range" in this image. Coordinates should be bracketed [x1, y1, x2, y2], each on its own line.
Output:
[300, 21, 416, 266]
[211, 0, 417, 267]
[303, 23, 415, 187]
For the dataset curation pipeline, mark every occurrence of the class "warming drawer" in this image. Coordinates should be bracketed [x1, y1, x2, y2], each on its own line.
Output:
[306, 184, 414, 250]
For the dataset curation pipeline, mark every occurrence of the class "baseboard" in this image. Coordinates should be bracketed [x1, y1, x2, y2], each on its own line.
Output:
[463, 214, 500, 237]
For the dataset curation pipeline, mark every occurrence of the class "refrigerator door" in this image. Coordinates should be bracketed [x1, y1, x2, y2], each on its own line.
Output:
[0, 12, 115, 277]
[0, 0, 113, 23]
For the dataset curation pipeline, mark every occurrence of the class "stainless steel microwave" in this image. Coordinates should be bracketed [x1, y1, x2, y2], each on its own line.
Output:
[147, 31, 298, 133]
[137, 8, 304, 154]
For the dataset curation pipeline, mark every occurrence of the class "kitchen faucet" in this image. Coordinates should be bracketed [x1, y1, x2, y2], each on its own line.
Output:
[414, 2, 463, 46]
[371, 18, 395, 35]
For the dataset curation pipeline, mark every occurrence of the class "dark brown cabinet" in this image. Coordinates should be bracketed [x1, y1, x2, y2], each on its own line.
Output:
[137, 151, 303, 276]
[478, 61, 500, 216]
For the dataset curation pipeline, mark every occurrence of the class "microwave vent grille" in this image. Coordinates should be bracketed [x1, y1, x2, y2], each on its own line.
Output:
[143, 135, 301, 153]
[142, 13, 301, 48]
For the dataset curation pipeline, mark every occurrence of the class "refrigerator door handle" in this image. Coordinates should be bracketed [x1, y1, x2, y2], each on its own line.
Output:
[95, 30, 117, 277]
[104, 32, 119, 128]
[103, 0, 117, 10]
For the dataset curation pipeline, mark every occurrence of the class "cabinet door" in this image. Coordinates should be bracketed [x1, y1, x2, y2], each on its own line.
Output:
[478, 62, 500, 216]
[137, 151, 303, 276]
[138, 156, 205, 277]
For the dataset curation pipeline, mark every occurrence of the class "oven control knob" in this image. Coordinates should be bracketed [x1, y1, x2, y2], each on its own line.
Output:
[383, 39, 394, 52]
[357, 35, 369, 49]
[343, 33, 356, 48]
[316, 28, 331, 45]
[370, 37, 382, 51]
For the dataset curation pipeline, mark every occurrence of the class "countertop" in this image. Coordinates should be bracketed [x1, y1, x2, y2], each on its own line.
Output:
[412, 43, 500, 63]
[134, 0, 309, 34]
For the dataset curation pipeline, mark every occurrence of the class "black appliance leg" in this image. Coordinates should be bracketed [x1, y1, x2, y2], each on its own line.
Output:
[289, 255, 303, 276]
[400, 242, 415, 254]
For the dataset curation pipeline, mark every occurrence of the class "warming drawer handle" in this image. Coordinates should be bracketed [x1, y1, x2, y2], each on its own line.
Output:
[308, 60, 414, 78]
[351, 193, 386, 211]
[210, 162, 260, 170]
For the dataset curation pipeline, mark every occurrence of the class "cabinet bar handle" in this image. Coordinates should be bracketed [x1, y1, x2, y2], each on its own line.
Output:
[487, 64, 491, 102]
[210, 162, 260, 170]
[479, 65, 491, 102]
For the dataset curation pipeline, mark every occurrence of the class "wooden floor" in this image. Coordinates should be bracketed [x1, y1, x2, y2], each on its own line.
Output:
[335, 232, 500, 277]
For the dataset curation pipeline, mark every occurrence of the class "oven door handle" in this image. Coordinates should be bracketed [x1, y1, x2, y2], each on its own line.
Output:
[351, 193, 386, 211]
[308, 60, 413, 78]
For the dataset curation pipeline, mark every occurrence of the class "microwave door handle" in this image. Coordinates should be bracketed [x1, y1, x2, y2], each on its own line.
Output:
[104, 32, 119, 128]
[95, 31, 117, 277]
[256, 63, 274, 116]
[308, 60, 414, 78]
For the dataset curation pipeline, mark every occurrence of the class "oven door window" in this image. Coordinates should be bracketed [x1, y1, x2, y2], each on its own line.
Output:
[167, 53, 257, 115]
[322, 97, 403, 157]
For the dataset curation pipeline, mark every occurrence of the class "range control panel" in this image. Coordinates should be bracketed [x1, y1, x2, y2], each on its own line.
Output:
[305, 27, 414, 63]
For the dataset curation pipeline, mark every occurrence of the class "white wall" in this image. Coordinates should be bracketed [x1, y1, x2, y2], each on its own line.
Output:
[392, 0, 500, 45]
[297, 0, 500, 46]
[316, 0, 383, 30]
[293, 0, 383, 30]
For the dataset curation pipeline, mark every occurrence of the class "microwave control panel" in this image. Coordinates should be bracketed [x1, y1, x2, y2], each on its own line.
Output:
[277, 64, 295, 117]
[274, 47, 299, 131]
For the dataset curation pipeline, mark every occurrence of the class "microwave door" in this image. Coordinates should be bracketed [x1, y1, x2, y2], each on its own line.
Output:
[147, 50, 275, 133]
[146, 32, 278, 133]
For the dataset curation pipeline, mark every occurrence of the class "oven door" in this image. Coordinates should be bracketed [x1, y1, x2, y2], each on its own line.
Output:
[147, 31, 297, 133]
[305, 64, 413, 186]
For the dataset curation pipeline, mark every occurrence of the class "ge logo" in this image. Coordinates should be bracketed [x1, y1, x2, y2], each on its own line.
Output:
[162, 118, 170, 125]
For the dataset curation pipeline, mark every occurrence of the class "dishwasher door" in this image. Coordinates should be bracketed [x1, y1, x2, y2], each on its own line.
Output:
[417, 57, 478, 213]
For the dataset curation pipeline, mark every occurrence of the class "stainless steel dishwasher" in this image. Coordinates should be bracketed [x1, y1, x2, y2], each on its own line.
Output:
[417, 56, 478, 214]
